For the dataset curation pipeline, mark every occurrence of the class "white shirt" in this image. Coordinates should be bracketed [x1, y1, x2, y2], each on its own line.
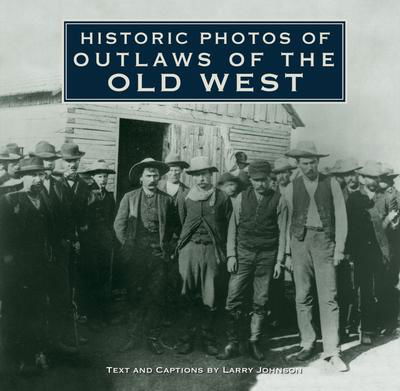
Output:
[166, 182, 180, 197]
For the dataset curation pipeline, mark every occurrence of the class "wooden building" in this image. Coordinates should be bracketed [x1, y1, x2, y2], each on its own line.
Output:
[0, 79, 304, 198]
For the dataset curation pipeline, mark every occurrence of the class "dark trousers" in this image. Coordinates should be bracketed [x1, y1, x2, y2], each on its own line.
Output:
[125, 234, 167, 340]
[292, 230, 340, 357]
[225, 245, 276, 342]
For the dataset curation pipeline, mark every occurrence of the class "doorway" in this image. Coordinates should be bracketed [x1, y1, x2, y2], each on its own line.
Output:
[117, 118, 168, 201]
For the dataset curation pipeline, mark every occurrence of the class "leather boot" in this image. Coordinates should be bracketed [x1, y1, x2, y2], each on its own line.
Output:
[177, 333, 195, 355]
[216, 342, 240, 360]
[249, 340, 265, 361]
[201, 307, 218, 356]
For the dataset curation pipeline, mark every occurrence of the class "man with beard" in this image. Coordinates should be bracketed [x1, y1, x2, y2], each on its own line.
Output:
[0, 157, 57, 374]
[217, 160, 288, 361]
[284, 141, 348, 372]
[176, 156, 232, 356]
[114, 158, 176, 354]
[80, 160, 116, 331]
[350, 161, 394, 344]
[30, 141, 78, 353]
[330, 159, 363, 341]
[57, 142, 90, 325]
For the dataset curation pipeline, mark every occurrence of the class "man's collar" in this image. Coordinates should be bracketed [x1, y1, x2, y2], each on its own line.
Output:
[301, 173, 319, 183]
[142, 187, 156, 197]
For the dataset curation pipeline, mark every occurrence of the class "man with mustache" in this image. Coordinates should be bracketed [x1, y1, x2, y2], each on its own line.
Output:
[57, 142, 91, 328]
[176, 156, 232, 356]
[114, 158, 176, 354]
[217, 160, 288, 361]
[330, 159, 363, 342]
[284, 141, 348, 372]
[0, 157, 58, 374]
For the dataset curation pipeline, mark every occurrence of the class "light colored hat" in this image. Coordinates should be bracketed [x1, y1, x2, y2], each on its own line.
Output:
[0, 146, 21, 162]
[80, 160, 116, 175]
[286, 141, 329, 158]
[129, 158, 169, 181]
[6, 143, 23, 157]
[186, 156, 218, 175]
[330, 158, 362, 175]
[358, 160, 384, 178]
[380, 163, 399, 178]
[164, 152, 189, 169]
[272, 157, 296, 173]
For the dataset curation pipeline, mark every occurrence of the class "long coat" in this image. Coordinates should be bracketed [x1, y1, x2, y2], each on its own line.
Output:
[113, 188, 176, 254]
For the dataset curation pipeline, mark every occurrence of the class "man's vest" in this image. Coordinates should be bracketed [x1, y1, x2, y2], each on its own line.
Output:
[291, 174, 335, 241]
[238, 187, 281, 250]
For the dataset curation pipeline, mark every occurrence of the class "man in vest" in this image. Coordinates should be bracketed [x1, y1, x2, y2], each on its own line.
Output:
[284, 141, 348, 372]
[329, 158, 363, 341]
[176, 156, 232, 356]
[217, 160, 288, 361]
[114, 158, 176, 354]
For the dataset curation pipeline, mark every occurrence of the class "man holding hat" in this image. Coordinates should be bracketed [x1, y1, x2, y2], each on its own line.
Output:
[284, 141, 348, 371]
[80, 160, 116, 331]
[114, 158, 176, 354]
[0, 157, 58, 374]
[217, 160, 288, 361]
[176, 156, 232, 356]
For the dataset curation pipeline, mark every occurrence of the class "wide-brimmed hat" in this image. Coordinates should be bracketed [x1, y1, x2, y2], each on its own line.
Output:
[31, 141, 60, 160]
[129, 158, 169, 181]
[248, 160, 272, 180]
[272, 157, 296, 174]
[330, 158, 362, 175]
[16, 157, 45, 176]
[60, 142, 85, 160]
[0, 146, 21, 162]
[380, 163, 399, 178]
[6, 143, 23, 157]
[164, 152, 189, 169]
[80, 160, 116, 175]
[286, 141, 329, 158]
[186, 156, 218, 175]
[217, 172, 242, 186]
[358, 160, 384, 178]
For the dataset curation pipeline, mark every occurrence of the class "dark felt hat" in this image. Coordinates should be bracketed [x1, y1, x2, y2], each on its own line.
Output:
[17, 157, 45, 176]
[235, 151, 249, 166]
[217, 172, 242, 186]
[60, 142, 85, 160]
[31, 141, 60, 160]
[129, 158, 169, 181]
[248, 160, 272, 180]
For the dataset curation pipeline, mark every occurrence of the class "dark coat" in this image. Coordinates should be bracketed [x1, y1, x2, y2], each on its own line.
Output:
[114, 188, 176, 252]
[56, 176, 91, 239]
[177, 188, 232, 264]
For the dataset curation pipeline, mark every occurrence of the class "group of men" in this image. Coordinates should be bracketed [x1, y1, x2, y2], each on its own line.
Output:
[0, 138, 399, 375]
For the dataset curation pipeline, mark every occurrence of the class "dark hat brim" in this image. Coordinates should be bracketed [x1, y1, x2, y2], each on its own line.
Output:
[16, 167, 45, 176]
[31, 151, 61, 160]
[61, 151, 85, 160]
[129, 161, 169, 181]
[83, 168, 116, 175]
[272, 165, 297, 174]
[217, 175, 242, 185]
[285, 150, 329, 158]
[330, 166, 363, 175]
[166, 161, 190, 169]
[186, 166, 218, 175]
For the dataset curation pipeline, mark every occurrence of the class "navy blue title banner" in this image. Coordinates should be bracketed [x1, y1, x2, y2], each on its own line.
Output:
[63, 21, 346, 102]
